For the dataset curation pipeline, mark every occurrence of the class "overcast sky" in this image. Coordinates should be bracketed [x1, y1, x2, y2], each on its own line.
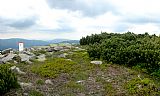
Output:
[0, 0, 160, 40]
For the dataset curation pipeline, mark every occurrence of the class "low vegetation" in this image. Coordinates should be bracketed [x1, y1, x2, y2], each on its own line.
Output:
[125, 77, 160, 95]
[0, 65, 19, 95]
[80, 32, 160, 75]
[2, 34, 160, 95]
[31, 58, 77, 78]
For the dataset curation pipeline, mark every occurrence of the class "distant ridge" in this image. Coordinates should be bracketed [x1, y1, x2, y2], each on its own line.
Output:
[0, 38, 49, 50]
[60, 40, 79, 44]
[48, 39, 69, 43]
[0, 38, 79, 50]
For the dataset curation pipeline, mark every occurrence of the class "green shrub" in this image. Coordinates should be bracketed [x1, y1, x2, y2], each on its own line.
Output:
[81, 32, 160, 73]
[0, 65, 19, 95]
[32, 58, 77, 78]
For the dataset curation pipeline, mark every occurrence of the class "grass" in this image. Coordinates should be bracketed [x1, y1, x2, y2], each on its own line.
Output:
[65, 81, 85, 91]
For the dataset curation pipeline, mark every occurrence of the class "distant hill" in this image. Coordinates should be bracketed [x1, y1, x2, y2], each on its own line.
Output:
[0, 38, 50, 50]
[48, 39, 69, 43]
[60, 40, 79, 44]
[0, 38, 79, 50]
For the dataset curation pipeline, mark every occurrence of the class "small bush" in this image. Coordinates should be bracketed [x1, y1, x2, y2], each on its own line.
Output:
[0, 65, 19, 95]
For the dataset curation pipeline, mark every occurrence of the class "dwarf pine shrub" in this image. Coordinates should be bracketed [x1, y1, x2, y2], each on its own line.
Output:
[0, 65, 19, 94]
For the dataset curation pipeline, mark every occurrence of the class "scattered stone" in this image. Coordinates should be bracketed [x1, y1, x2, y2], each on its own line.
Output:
[23, 93, 28, 96]
[1, 48, 12, 55]
[0, 55, 4, 58]
[58, 53, 68, 58]
[23, 51, 35, 57]
[26, 60, 32, 64]
[10, 66, 26, 74]
[66, 59, 72, 61]
[19, 53, 31, 62]
[77, 93, 85, 96]
[45, 79, 53, 85]
[1, 53, 16, 63]
[0, 59, 3, 64]
[90, 61, 102, 65]
[75, 47, 85, 51]
[76, 80, 84, 83]
[19, 82, 32, 88]
[46, 47, 55, 52]
[138, 74, 142, 80]
[68, 52, 73, 54]
[60, 49, 69, 52]
[14, 60, 18, 64]
[107, 79, 111, 82]
[54, 46, 64, 51]
[37, 54, 46, 62]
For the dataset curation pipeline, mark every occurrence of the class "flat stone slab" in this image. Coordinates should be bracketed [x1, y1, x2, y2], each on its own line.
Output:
[1, 53, 16, 63]
[37, 54, 46, 62]
[90, 61, 102, 65]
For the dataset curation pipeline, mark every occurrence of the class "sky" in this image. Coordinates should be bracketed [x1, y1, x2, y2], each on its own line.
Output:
[0, 0, 160, 40]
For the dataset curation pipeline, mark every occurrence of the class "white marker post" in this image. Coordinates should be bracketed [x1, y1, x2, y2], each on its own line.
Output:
[18, 42, 24, 52]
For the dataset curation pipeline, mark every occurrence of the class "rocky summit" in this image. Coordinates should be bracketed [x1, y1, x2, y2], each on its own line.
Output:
[0, 45, 72, 64]
[1, 44, 160, 96]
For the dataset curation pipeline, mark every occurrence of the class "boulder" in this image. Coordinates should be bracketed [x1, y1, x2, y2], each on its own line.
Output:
[76, 80, 84, 83]
[23, 93, 29, 96]
[10, 66, 26, 74]
[19, 53, 31, 62]
[54, 46, 64, 51]
[37, 54, 46, 62]
[23, 51, 35, 56]
[58, 53, 68, 58]
[1, 53, 16, 63]
[0, 55, 4, 59]
[60, 49, 69, 52]
[90, 61, 102, 65]
[0, 59, 3, 64]
[46, 47, 55, 52]
[66, 59, 72, 61]
[19, 82, 32, 88]
[1, 48, 13, 55]
[45, 79, 53, 85]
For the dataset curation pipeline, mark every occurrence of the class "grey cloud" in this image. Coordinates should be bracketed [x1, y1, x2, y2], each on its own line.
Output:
[0, 16, 37, 29]
[7, 17, 37, 29]
[47, 0, 117, 17]
[124, 16, 160, 24]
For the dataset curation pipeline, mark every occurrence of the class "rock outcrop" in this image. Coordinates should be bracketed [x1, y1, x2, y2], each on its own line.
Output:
[1, 53, 16, 63]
